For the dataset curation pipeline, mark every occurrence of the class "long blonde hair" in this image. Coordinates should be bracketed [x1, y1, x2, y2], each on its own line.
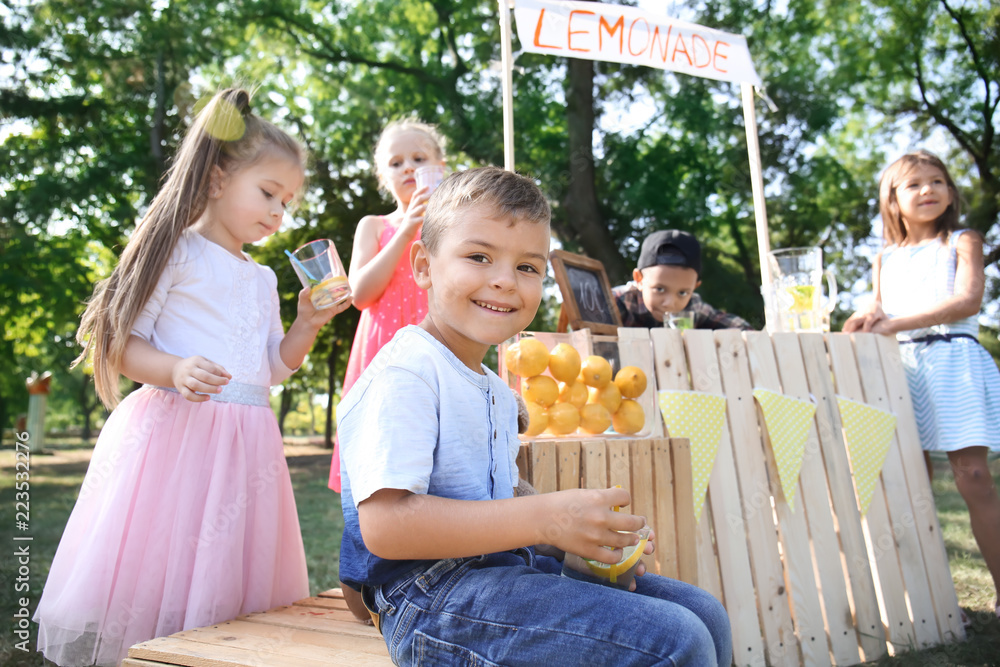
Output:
[76, 88, 305, 408]
[879, 150, 961, 246]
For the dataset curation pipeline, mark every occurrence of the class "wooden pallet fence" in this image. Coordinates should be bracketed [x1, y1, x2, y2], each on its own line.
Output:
[642, 329, 963, 667]
[516, 436, 697, 586]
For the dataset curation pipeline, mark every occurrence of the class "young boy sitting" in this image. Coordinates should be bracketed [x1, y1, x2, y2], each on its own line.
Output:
[337, 167, 732, 666]
[614, 229, 754, 330]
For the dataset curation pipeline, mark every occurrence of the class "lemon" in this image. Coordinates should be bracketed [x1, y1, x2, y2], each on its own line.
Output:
[578, 355, 613, 388]
[578, 403, 612, 435]
[504, 338, 550, 377]
[548, 343, 582, 383]
[558, 381, 588, 408]
[310, 275, 350, 308]
[585, 529, 650, 584]
[785, 285, 815, 314]
[614, 366, 647, 399]
[522, 375, 558, 407]
[588, 383, 622, 414]
[612, 399, 645, 435]
[523, 401, 549, 437]
[546, 402, 581, 435]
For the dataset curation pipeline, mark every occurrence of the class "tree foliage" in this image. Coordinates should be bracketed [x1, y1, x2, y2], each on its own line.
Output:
[2, 0, 996, 435]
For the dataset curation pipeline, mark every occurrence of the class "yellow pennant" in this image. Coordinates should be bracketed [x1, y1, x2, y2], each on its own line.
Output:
[657, 390, 728, 522]
[836, 396, 897, 516]
[752, 388, 816, 511]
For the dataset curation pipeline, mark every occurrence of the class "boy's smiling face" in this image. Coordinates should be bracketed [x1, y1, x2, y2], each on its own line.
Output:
[412, 203, 550, 372]
[633, 264, 701, 323]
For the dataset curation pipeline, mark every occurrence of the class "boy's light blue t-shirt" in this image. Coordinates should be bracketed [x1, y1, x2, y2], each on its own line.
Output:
[338, 325, 521, 587]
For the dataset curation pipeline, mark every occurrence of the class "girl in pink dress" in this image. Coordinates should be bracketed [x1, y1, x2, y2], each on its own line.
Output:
[34, 88, 352, 666]
[328, 118, 446, 492]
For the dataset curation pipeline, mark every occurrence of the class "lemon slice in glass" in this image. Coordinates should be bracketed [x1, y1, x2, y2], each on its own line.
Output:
[785, 285, 815, 313]
[584, 528, 650, 584]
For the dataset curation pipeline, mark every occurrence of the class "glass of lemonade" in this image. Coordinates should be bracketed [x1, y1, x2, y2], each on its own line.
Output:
[289, 239, 351, 309]
[666, 310, 695, 331]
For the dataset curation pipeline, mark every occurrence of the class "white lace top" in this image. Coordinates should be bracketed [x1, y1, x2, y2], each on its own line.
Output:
[131, 230, 295, 388]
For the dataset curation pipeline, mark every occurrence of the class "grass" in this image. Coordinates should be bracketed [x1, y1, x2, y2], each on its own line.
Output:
[1, 440, 997, 666]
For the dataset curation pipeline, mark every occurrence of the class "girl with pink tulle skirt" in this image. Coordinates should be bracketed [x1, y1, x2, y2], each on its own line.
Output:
[33, 87, 352, 667]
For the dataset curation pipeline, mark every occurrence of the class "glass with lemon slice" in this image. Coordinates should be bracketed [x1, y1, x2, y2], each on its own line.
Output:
[767, 247, 838, 332]
[288, 239, 352, 309]
[561, 525, 651, 589]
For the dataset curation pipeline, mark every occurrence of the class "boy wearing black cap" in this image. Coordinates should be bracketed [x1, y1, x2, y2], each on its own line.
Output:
[613, 229, 753, 330]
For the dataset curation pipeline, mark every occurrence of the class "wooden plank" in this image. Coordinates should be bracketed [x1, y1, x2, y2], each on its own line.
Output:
[649, 327, 689, 393]
[617, 327, 664, 436]
[629, 439, 655, 524]
[127, 635, 337, 667]
[769, 333, 863, 666]
[581, 439, 608, 489]
[714, 330, 800, 667]
[827, 333, 914, 652]
[744, 332, 835, 667]
[238, 606, 383, 640]
[800, 334, 886, 661]
[556, 440, 582, 490]
[122, 660, 179, 667]
[531, 440, 558, 494]
[683, 330, 766, 667]
[851, 334, 940, 650]
[607, 439, 631, 492]
[649, 328, 724, 597]
[173, 620, 388, 657]
[516, 442, 531, 482]
[671, 438, 698, 587]
[875, 334, 966, 641]
[652, 437, 678, 579]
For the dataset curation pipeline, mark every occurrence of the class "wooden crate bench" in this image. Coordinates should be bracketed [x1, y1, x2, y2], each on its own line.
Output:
[123, 589, 391, 666]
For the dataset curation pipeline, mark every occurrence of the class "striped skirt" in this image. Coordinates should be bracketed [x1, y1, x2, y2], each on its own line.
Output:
[900, 337, 1000, 452]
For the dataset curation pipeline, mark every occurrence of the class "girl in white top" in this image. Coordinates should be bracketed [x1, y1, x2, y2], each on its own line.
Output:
[844, 150, 1000, 618]
[34, 88, 352, 666]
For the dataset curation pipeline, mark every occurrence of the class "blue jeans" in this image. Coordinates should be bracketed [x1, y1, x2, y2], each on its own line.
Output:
[371, 549, 731, 666]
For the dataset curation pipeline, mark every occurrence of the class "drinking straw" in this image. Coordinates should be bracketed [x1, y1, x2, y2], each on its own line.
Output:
[285, 249, 318, 281]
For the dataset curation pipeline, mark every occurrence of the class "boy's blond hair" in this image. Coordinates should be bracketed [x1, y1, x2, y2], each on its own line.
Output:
[422, 166, 550, 254]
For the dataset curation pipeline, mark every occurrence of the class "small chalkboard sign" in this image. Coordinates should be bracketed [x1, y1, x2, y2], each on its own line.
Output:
[549, 249, 622, 335]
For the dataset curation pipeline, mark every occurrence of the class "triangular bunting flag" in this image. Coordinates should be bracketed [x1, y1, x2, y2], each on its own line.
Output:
[657, 390, 728, 522]
[752, 388, 816, 511]
[836, 396, 897, 516]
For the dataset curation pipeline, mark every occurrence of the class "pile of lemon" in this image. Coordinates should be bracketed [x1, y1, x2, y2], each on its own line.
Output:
[504, 338, 647, 437]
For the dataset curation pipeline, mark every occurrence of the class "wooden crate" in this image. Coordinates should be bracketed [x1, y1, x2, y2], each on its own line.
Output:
[516, 436, 698, 583]
[123, 589, 391, 666]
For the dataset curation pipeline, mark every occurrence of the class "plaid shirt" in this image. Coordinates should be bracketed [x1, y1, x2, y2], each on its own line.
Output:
[612, 285, 754, 331]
